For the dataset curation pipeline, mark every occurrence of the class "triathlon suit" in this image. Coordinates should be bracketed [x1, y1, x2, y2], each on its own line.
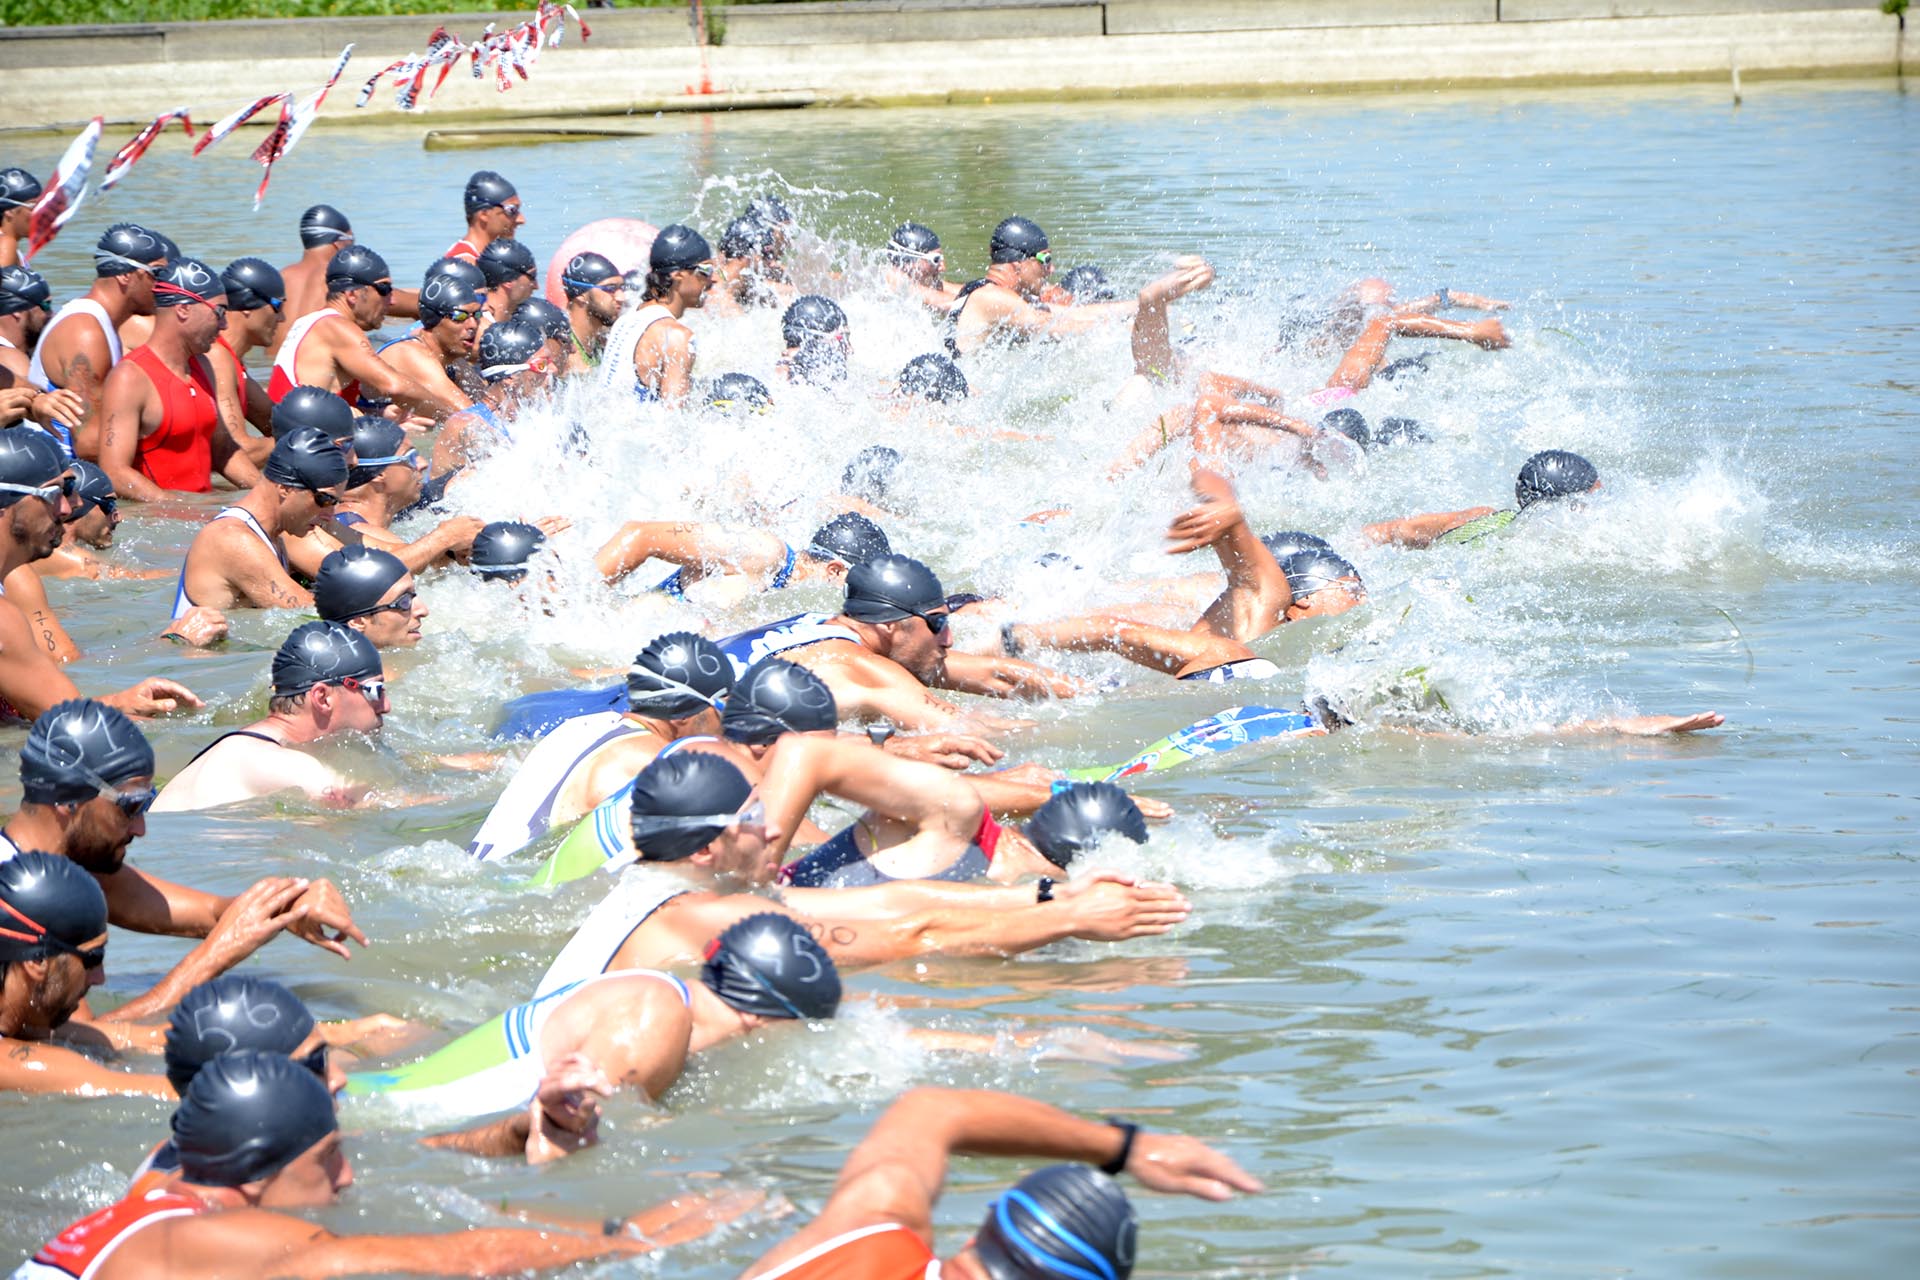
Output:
[171, 507, 286, 620]
[1433, 508, 1519, 546]
[942, 280, 990, 357]
[781, 810, 1001, 889]
[1178, 657, 1284, 684]
[15, 1187, 210, 1280]
[347, 969, 690, 1120]
[122, 347, 217, 494]
[656, 543, 796, 601]
[28, 298, 124, 456]
[568, 327, 599, 369]
[534, 867, 695, 996]
[0, 827, 23, 861]
[445, 237, 482, 263]
[752, 1223, 940, 1280]
[528, 737, 720, 888]
[178, 729, 283, 770]
[213, 335, 250, 420]
[598, 303, 684, 403]
[466, 711, 647, 862]
[268, 309, 361, 406]
[716, 612, 863, 680]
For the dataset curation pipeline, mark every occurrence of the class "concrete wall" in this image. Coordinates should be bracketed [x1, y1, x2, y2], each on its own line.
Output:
[0, 1, 1901, 132]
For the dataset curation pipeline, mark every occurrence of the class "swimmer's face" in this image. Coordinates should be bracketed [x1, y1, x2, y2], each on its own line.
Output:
[257, 1131, 351, 1208]
[675, 263, 715, 310]
[279, 485, 338, 537]
[291, 1027, 348, 1097]
[7, 483, 70, 559]
[350, 574, 425, 649]
[503, 273, 536, 311]
[63, 774, 152, 875]
[39, 933, 107, 1029]
[884, 610, 953, 684]
[581, 278, 623, 325]
[1284, 579, 1365, 622]
[71, 502, 115, 549]
[1014, 255, 1051, 295]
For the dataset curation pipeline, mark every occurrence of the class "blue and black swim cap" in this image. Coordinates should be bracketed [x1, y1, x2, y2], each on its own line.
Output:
[222, 258, 284, 313]
[701, 912, 841, 1020]
[512, 298, 568, 344]
[151, 257, 224, 310]
[789, 335, 849, 388]
[477, 319, 544, 381]
[271, 620, 382, 698]
[298, 204, 352, 249]
[0, 428, 71, 510]
[478, 237, 536, 287]
[324, 245, 390, 295]
[841, 445, 901, 503]
[629, 751, 755, 861]
[885, 222, 941, 267]
[973, 1164, 1138, 1280]
[1515, 449, 1599, 509]
[0, 265, 51, 316]
[719, 215, 777, 261]
[1024, 782, 1148, 871]
[744, 193, 796, 232]
[0, 167, 43, 210]
[561, 251, 620, 299]
[0, 851, 108, 966]
[418, 269, 482, 327]
[165, 976, 318, 1096]
[705, 372, 773, 415]
[628, 631, 733, 719]
[422, 255, 486, 297]
[650, 225, 712, 274]
[171, 1049, 338, 1187]
[843, 554, 944, 623]
[989, 216, 1049, 265]
[21, 698, 154, 805]
[780, 294, 847, 349]
[313, 546, 409, 623]
[1372, 416, 1430, 447]
[68, 460, 116, 519]
[722, 658, 837, 746]
[463, 170, 517, 218]
[345, 416, 410, 489]
[470, 520, 546, 581]
[1259, 530, 1331, 562]
[1279, 548, 1363, 602]
[803, 512, 889, 567]
[897, 353, 968, 403]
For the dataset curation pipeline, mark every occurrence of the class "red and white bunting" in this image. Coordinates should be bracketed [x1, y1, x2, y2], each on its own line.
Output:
[24, 117, 103, 262]
[101, 108, 194, 193]
[192, 92, 291, 156]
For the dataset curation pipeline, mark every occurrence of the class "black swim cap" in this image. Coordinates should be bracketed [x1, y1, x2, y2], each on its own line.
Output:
[0, 852, 108, 966]
[789, 335, 849, 387]
[1373, 416, 1430, 447]
[780, 294, 847, 349]
[324, 244, 390, 294]
[1515, 449, 1600, 509]
[803, 512, 890, 566]
[171, 1049, 338, 1188]
[897, 353, 968, 404]
[1259, 530, 1332, 562]
[1024, 783, 1148, 871]
[628, 631, 733, 718]
[1058, 265, 1114, 302]
[885, 222, 942, 267]
[843, 553, 945, 623]
[21, 698, 154, 805]
[989, 216, 1050, 264]
[0, 167, 42, 210]
[512, 298, 568, 343]
[477, 319, 544, 381]
[312, 546, 409, 623]
[561, 251, 620, 299]
[629, 751, 754, 861]
[151, 257, 224, 310]
[345, 416, 410, 489]
[701, 912, 841, 1020]
[165, 976, 317, 1097]
[94, 223, 168, 277]
[0, 428, 70, 509]
[422, 256, 487, 296]
[1279, 548, 1362, 601]
[705, 372, 773, 415]
[1319, 408, 1370, 447]
[0, 265, 51, 316]
[841, 445, 901, 503]
[1376, 353, 1431, 383]
[298, 204, 353, 248]
[271, 620, 382, 698]
[68, 460, 115, 518]
[650, 224, 713, 274]
[471, 520, 546, 580]
[973, 1165, 1138, 1280]
[719, 215, 777, 261]
[463, 169, 517, 218]
[418, 270, 482, 327]
[271, 386, 355, 447]
[478, 236, 536, 287]
[722, 658, 838, 746]
[222, 258, 284, 313]
[745, 193, 796, 230]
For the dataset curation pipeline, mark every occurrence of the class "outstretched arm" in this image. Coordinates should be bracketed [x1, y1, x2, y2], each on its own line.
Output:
[1362, 506, 1496, 548]
[1170, 466, 1294, 643]
[593, 519, 785, 585]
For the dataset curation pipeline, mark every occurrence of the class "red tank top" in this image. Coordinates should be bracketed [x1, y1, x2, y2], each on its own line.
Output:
[446, 237, 481, 263]
[268, 309, 361, 407]
[20, 1187, 208, 1280]
[752, 1223, 938, 1279]
[215, 334, 248, 417]
[125, 345, 218, 494]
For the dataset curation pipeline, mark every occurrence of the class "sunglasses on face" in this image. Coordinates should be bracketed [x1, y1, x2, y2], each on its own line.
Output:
[370, 281, 394, 298]
[307, 488, 341, 507]
[339, 674, 388, 707]
[356, 589, 416, 619]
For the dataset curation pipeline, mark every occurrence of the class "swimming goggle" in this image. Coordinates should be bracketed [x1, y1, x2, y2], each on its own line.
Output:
[94, 251, 166, 275]
[342, 590, 415, 622]
[888, 244, 944, 266]
[338, 674, 387, 708]
[0, 897, 105, 970]
[632, 795, 767, 844]
[63, 753, 158, 819]
[1032, 250, 1053, 266]
[306, 486, 341, 508]
[562, 274, 620, 293]
[707, 396, 772, 415]
[0, 474, 78, 503]
[353, 449, 419, 470]
[155, 284, 226, 320]
[438, 306, 481, 325]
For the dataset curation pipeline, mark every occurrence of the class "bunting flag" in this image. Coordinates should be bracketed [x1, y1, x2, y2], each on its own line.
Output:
[23, 117, 103, 263]
[100, 108, 194, 193]
[248, 45, 352, 208]
[192, 92, 291, 156]
[358, 1, 589, 111]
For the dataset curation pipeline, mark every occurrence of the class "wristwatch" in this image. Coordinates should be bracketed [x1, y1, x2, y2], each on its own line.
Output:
[1100, 1119, 1139, 1175]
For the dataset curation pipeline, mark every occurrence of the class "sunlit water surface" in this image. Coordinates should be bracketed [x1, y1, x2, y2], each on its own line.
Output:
[2, 79, 1916, 1277]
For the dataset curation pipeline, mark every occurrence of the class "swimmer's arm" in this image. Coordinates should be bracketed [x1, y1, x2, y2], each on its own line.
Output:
[57, 333, 112, 460]
[1195, 370, 1288, 406]
[0, 601, 83, 719]
[0, 1036, 173, 1098]
[656, 326, 695, 409]
[3, 564, 81, 663]
[936, 651, 1084, 701]
[282, 525, 343, 581]
[768, 736, 982, 861]
[208, 374, 266, 489]
[335, 328, 465, 420]
[827, 653, 976, 733]
[53, 1012, 165, 1053]
[1362, 506, 1496, 548]
[381, 514, 484, 573]
[100, 864, 229, 938]
[780, 879, 1034, 920]
[217, 522, 317, 609]
[1035, 296, 1137, 338]
[98, 364, 167, 502]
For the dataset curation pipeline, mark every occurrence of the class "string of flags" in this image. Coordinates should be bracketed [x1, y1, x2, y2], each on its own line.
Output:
[21, 2, 590, 262]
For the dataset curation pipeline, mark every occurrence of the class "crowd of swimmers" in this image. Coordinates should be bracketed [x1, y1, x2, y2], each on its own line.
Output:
[0, 160, 1724, 1277]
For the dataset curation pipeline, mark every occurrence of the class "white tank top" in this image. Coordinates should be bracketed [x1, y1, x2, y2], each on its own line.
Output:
[466, 711, 643, 862]
[28, 297, 122, 391]
[271, 309, 341, 393]
[534, 867, 690, 997]
[171, 507, 286, 620]
[598, 303, 682, 397]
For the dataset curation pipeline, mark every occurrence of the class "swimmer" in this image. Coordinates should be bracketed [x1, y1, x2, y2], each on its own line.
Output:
[269, 245, 461, 420]
[98, 258, 264, 500]
[740, 1086, 1261, 1279]
[713, 214, 790, 311]
[776, 294, 849, 382]
[446, 168, 524, 262]
[1290, 276, 1513, 393]
[703, 370, 774, 415]
[0, 166, 41, 267]
[153, 621, 391, 813]
[601, 223, 712, 407]
[557, 250, 623, 371]
[1364, 449, 1603, 547]
[881, 221, 960, 314]
[207, 258, 285, 465]
[0, 266, 87, 430]
[0, 432, 201, 718]
[31, 223, 170, 458]
[312, 547, 429, 649]
[270, 203, 353, 355]
[170, 411, 348, 621]
[34, 461, 169, 582]
[477, 236, 539, 320]
[16, 1049, 730, 1277]
[373, 266, 483, 415]
[469, 519, 556, 584]
[595, 510, 892, 599]
[511, 297, 571, 371]
[946, 216, 1152, 356]
[431, 319, 554, 475]
[331, 416, 484, 567]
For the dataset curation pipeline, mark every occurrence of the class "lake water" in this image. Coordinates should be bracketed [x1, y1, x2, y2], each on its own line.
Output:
[2, 77, 1916, 1277]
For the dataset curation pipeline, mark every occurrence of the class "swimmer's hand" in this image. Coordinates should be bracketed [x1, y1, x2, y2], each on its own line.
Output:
[533, 515, 572, 539]
[31, 387, 86, 428]
[1165, 465, 1244, 555]
[1124, 1132, 1266, 1201]
[1133, 795, 1175, 821]
[1036, 1027, 1194, 1066]
[884, 732, 1005, 770]
[616, 1188, 783, 1250]
[160, 606, 229, 648]
[435, 750, 504, 772]
[526, 1053, 610, 1166]
[284, 877, 368, 960]
[207, 877, 313, 969]
[319, 1013, 416, 1057]
[102, 676, 205, 718]
[1060, 877, 1191, 942]
[1593, 710, 1726, 737]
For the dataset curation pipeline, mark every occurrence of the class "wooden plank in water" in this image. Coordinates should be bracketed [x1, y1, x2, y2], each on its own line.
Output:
[423, 127, 645, 150]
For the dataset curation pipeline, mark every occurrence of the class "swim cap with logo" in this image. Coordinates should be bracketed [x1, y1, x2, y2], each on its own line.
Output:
[628, 631, 733, 718]
[803, 512, 889, 566]
[1279, 548, 1363, 601]
[973, 1164, 1138, 1280]
[478, 237, 536, 287]
[463, 170, 517, 218]
[68, 460, 116, 518]
[0, 852, 108, 966]
[324, 245, 390, 294]
[270, 387, 355, 446]
[629, 751, 755, 861]
[650, 225, 712, 274]
[719, 215, 777, 260]
[0, 428, 70, 510]
[94, 223, 168, 277]
[1259, 530, 1332, 562]
[512, 298, 568, 343]
[477, 319, 543, 381]
[263, 425, 349, 493]
[171, 1050, 338, 1187]
[20, 698, 154, 805]
[1372, 416, 1430, 447]
[298, 204, 353, 248]
[1058, 265, 1114, 302]
[151, 257, 223, 310]
[312, 547, 409, 623]
[1515, 449, 1600, 509]
[345, 416, 409, 489]
[422, 256, 487, 296]
[841, 445, 901, 502]
[271, 620, 382, 697]
[843, 553, 945, 623]
[885, 222, 941, 266]
[705, 372, 773, 414]
[0, 168, 43, 209]
[789, 336, 848, 387]
[1024, 783, 1148, 870]
[897, 353, 968, 403]
[780, 294, 847, 349]
[418, 270, 482, 327]
[721, 658, 837, 745]
[561, 251, 620, 299]
[1319, 408, 1370, 447]
[989, 216, 1049, 264]
[701, 913, 841, 1020]
[165, 976, 318, 1096]
[0, 265, 51, 316]
[470, 520, 545, 580]
[221, 258, 284, 313]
